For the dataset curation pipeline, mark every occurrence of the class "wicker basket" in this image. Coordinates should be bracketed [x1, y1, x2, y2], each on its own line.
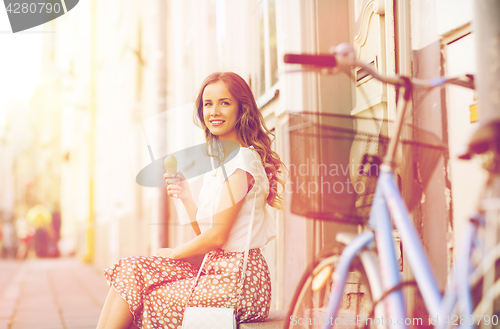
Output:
[287, 111, 447, 224]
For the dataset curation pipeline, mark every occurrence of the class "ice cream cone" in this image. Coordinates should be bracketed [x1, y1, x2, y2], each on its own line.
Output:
[164, 155, 177, 174]
[164, 155, 179, 197]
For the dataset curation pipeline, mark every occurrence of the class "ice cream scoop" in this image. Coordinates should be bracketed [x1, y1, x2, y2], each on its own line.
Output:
[164, 155, 179, 197]
[164, 155, 178, 174]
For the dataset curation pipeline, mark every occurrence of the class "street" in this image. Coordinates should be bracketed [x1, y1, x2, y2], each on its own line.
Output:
[0, 258, 109, 329]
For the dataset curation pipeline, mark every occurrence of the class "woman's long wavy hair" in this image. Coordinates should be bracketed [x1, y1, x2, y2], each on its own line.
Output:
[194, 72, 287, 210]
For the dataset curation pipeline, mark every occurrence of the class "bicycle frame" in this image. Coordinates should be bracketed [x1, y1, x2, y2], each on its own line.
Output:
[321, 87, 481, 329]
[323, 167, 486, 329]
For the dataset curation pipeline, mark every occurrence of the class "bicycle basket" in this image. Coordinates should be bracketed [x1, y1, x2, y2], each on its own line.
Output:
[287, 111, 447, 224]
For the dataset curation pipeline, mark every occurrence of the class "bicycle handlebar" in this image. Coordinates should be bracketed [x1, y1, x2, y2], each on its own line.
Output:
[284, 43, 475, 169]
[283, 53, 337, 67]
[284, 43, 475, 90]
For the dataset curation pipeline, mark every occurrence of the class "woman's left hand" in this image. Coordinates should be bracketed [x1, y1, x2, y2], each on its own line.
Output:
[156, 248, 177, 259]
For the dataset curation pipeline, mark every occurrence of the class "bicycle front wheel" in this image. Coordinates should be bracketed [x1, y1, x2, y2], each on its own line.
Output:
[286, 250, 374, 329]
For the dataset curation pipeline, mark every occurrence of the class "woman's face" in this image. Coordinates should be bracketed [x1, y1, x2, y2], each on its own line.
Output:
[202, 80, 241, 144]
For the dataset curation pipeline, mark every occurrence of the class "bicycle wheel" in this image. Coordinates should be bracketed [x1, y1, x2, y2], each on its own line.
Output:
[286, 249, 374, 329]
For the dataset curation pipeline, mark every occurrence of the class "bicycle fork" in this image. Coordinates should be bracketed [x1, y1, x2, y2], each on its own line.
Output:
[321, 231, 380, 329]
[370, 179, 409, 329]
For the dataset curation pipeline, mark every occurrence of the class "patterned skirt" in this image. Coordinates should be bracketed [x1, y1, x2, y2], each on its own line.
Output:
[103, 248, 271, 329]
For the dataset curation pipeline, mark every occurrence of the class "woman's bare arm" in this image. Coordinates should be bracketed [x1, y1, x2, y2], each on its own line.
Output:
[158, 169, 251, 259]
[181, 197, 201, 235]
[164, 172, 201, 235]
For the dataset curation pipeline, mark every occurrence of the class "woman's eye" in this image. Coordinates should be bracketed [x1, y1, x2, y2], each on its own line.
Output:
[204, 103, 212, 107]
[222, 102, 229, 106]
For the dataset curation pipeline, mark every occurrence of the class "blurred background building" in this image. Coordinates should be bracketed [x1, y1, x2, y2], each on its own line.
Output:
[0, 0, 483, 313]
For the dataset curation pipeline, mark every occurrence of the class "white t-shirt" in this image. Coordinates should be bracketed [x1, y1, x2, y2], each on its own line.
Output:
[195, 146, 277, 252]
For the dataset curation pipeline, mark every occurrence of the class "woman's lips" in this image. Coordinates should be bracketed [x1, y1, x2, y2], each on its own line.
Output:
[210, 120, 225, 126]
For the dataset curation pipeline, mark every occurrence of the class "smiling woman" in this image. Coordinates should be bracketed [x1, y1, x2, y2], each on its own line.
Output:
[97, 71, 288, 329]
[202, 80, 240, 143]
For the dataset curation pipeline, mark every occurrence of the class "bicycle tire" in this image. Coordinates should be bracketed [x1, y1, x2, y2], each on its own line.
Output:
[286, 249, 374, 329]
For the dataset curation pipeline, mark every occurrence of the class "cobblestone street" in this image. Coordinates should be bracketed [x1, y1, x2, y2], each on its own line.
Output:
[0, 258, 109, 329]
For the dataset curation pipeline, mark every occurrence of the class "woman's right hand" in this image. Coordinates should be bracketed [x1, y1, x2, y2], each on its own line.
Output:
[164, 172, 192, 201]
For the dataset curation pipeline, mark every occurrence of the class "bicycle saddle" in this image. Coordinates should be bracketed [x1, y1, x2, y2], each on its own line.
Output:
[458, 119, 500, 160]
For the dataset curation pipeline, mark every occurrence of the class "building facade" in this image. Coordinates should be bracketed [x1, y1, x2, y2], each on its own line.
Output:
[29, 0, 481, 314]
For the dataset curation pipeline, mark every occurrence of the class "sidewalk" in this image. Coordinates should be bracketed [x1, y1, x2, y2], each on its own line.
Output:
[0, 257, 109, 329]
[0, 258, 362, 329]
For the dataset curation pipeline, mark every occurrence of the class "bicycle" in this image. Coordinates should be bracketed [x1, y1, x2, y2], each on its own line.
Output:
[281, 43, 499, 329]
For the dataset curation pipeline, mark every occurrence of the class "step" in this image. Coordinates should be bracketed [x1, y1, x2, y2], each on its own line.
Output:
[239, 310, 286, 329]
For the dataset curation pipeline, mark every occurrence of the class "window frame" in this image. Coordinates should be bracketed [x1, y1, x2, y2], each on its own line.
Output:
[251, 0, 279, 109]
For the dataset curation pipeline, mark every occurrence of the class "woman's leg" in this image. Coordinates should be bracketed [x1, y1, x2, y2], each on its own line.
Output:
[96, 286, 135, 329]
